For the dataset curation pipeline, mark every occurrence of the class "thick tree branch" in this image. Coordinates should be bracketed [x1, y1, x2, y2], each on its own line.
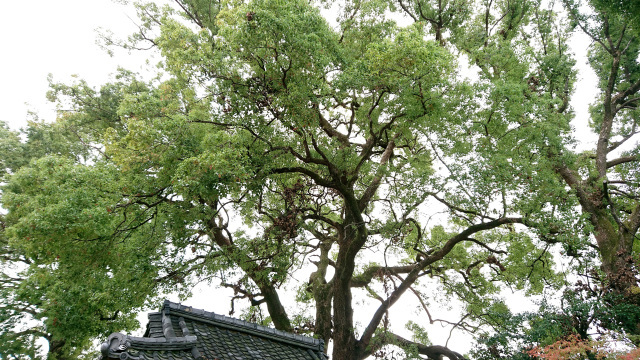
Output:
[465, 237, 507, 254]
[613, 78, 640, 107]
[396, 0, 418, 22]
[173, 0, 205, 28]
[596, 21, 623, 176]
[607, 125, 638, 152]
[207, 215, 292, 331]
[358, 217, 522, 351]
[316, 107, 350, 146]
[358, 134, 398, 211]
[607, 155, 639, 168]
[555, 162, 592, 208]
[428, 192, 494, 221]
[376, 332, 467, 360]
[350, 264, 417, 288]
[270, 167, 335, 189]
[628, 203, 640, 237]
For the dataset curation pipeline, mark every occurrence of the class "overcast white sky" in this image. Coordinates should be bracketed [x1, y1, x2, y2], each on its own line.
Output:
[0, 0, 150, 130]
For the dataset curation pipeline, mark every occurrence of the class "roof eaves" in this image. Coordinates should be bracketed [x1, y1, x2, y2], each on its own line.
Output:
[100, 332, 198, 359]
[163, 300, 326, 353]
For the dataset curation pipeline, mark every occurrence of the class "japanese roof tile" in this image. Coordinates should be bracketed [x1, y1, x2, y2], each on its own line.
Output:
[100, 300, 327, 360]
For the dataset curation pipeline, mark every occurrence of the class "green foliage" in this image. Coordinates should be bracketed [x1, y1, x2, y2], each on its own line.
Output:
[0, 127, 156, 357]
[472, 277, 640, 359]
[405, 321, 432, 346]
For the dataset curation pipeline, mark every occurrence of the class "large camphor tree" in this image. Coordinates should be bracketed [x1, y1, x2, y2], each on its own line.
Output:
[1, 0, 639, 359]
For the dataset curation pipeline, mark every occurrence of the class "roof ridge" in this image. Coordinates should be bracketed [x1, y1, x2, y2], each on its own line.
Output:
[162, 300, 325, 351]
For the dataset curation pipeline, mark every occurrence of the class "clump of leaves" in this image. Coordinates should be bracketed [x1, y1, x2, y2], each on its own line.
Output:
[527, 334, 640, 360]
[526, 334, 604, 360]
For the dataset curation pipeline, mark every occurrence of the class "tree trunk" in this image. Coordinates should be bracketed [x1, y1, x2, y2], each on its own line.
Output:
[330, 213, 366, 360]
[312, 241, 333, 347]
[209, 215, 292, 331]
[331, 248, 359, 360]
[591, 211, 636, 293]
[259, 285, 292, 332]
[48, 338, 67, 360]
[556, 167, 638, 295]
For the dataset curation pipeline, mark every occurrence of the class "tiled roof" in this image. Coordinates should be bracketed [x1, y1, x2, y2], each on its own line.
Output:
[100, 300, 327, 360]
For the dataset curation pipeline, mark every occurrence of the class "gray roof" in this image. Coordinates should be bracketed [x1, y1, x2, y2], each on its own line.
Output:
[100, 300, 327, 360]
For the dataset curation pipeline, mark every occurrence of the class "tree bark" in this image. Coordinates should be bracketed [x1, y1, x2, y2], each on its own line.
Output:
[48, 338, 67, 360]
[331, 225, 360, 360]
[209, 214, 293, 331]
[311, 240, 333, 347]
[556, 166, 638, 298]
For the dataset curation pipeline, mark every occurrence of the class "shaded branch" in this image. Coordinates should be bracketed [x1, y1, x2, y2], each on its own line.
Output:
[358, 133, 398, 211]
[316, 107, 350, 147]
[270, 167, 335, 189]
[606, 155, 639, 168]
[428, 192, 494, 221]
[465, 237, 507, 254]
[385, 332, 467, 360]
[350, 264, 417, 288]
[358, 217, 523, 350]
